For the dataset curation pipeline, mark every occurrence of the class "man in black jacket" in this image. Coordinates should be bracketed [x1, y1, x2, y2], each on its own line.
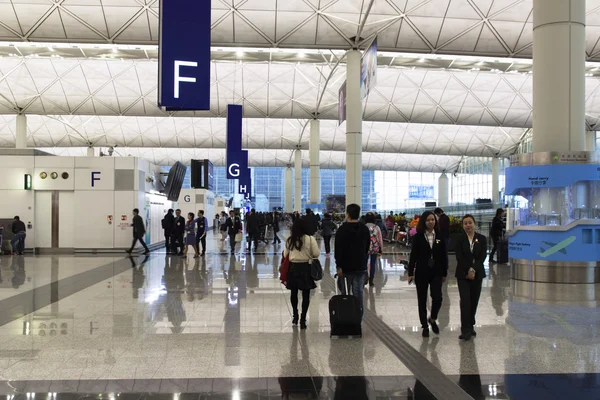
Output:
[434, 208, 450, 243]
[127, 209, 150, 255]
[245, 209, 259, 253]
[11, 216, 27, 255]
[302, 209, 319, 236]
[335, 204, 370, 319]
[172, 209, 185, 255]
[195, 210, 208, 256]
[162, 209, 175, 254]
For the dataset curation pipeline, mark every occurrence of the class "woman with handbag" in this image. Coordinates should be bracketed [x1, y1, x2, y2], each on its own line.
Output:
[284, 219, 320, 329]
[455, 214, 487, 341]
[407, 211, 448, 337]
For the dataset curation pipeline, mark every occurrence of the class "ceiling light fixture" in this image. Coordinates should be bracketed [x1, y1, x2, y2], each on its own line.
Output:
[298, 52, 305, 58]
[237, 50, 244, 57]
[418, 58, 425, 63]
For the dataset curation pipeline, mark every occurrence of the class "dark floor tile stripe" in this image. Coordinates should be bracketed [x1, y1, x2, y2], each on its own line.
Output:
[321, 274, 473, 400]
[0, 256, 138, 328]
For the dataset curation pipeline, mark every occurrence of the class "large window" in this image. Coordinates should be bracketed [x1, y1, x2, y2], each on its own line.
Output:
[373, 171, 441, 211]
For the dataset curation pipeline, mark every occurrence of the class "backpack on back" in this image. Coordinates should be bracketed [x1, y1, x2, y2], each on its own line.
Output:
[368, 225, 380, 254]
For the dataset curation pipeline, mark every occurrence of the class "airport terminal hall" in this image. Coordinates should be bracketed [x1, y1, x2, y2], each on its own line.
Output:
[1, 0, 600, 399]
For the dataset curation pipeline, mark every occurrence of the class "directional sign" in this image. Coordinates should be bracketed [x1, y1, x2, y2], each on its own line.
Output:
[158, 0, 211, 110]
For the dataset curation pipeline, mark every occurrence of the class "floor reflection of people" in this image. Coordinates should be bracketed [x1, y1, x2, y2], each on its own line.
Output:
[164, 257, 186, 333]
[186, 258, 208, 302]
[247, 254, 259, 294]
[438, 282, 451, 332]
[10, 256, 25, 288]
[329, 336, 368, 399]
[459, 342, 484, 399]
[278, 330, 323, 397]
[490, 263, 509, 317]
[130, 255, 149, 299]
[321, 257, 333, 299]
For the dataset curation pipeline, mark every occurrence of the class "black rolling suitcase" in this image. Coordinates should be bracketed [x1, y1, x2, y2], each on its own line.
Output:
[329, 276, 362, 338]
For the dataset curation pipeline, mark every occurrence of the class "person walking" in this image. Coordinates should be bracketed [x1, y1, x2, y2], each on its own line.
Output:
[455, 215, 487, 341]
[408, 211, 449, 337]
[195, 210, 208, 257]
[246, 209, 260, 253]
[272, 212, 282, 244]
[172, 209, 186, 256]
[10, 216, 27, 256]
[320, 213, 336, 256]
[334, 204, 370, 319]
[434, 208, 450, 244]
[162, 209, 175, 254]
[219, 211, 228, 241]
[365, 212, 384, 287]
[226, 210, 242, 255]
[489, 208, 505, 263]
[183, 212, 199, 258]
[126, 209, 150, 255]
[284, 218, 320, 329]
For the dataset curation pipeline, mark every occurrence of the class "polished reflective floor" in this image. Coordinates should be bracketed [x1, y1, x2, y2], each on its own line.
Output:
[0, 231, 597, 399]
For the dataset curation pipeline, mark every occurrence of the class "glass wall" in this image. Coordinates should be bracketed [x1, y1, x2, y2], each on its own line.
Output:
[373, 171, 441, 211]
[452, 157, 508, 205]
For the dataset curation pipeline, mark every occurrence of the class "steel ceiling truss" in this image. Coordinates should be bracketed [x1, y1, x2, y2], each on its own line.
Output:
[3, 0, 600, 61]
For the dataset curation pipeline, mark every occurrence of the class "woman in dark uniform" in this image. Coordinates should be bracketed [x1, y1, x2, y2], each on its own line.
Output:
[408, 211, 448, 337]
[455, 214, 487, 341]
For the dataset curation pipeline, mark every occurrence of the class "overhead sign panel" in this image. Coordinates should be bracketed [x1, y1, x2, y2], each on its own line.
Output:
[158, 0, 211, 110]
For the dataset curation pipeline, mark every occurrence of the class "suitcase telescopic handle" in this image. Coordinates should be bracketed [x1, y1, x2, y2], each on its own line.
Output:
[335, 275, 349, 295]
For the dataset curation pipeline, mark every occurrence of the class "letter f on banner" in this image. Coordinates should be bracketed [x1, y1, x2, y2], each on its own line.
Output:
[174, 61, 198, 98]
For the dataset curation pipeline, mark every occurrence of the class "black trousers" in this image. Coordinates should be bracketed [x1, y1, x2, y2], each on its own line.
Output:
[196, 233, 206, 254]
[128, 235, 149, 252]
[415, 275, 443, 329]
[457, 278, 483, 335]
[171, 234, 184, 255]
[323, 235, 332, 254]
[164, 234, 172, 252]
[229, 233, 237, 253]
[489, 235, 499, 261]
[273, 231, 281, 243]
[247, 232, 258, 251]
[290, 288, 310, 317]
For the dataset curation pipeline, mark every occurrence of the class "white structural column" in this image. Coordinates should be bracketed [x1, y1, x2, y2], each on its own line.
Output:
[15, 114, 27, 149]
[309, 119, 321, 204]
[345, 50, 362, 208]
[438, 173, 449, 208]
[492, 157, 500, 204]
[532, 0, 586, 152]
[87, 147, 95, 157]
[586, 131, 597, 151]
[294, 149, 302, 212]
[285, 167, 293, 213]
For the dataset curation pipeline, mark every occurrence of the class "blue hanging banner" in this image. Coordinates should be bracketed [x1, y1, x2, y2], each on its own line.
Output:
[226, 104, 251, 197]
[158, 0, 211, 110]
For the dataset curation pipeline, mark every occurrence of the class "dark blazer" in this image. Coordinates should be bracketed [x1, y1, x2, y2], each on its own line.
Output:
[408, 230, 448, 278]
[454, 232, 487, 280]
[227, 216, 242, 235]
[438, 214, 450, 240]
[132, 215, 145, 238]
[491, 216, 504, 238]
[173, 216, 186, 236]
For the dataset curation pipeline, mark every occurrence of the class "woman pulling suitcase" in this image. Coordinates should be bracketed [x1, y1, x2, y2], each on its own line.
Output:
[284, 219, 320, 329]
[408, 211, 448, 337]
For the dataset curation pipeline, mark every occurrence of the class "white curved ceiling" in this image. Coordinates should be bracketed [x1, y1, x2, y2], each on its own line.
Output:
[0, 115, 527, 156]
[0, 0, 596, 171]
[3, 0, 600, 61]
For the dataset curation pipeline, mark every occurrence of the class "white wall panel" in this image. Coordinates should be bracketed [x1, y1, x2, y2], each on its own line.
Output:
[34, 157, 74, 168]
[74, 168, 115, 190]
[59, 191, 74, 248]
[34, 191, 52, 248]
[114, 191, 136, 249]
[0, 157, 34, 168]
[0, 168, 34, 190]
[74, 157, 115, 169]
[74, 191, 114, 248]
[115, 157, 135, 170]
